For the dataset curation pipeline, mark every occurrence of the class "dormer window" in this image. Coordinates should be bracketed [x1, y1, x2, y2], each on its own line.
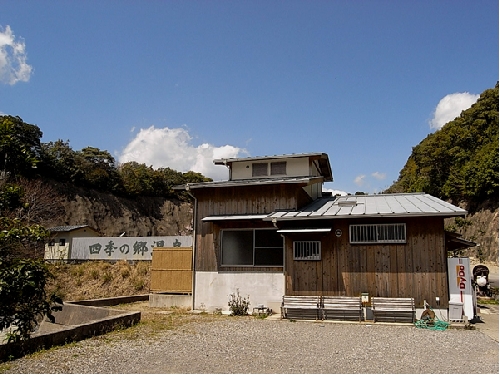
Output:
[252, 163, 268, 177]
[270, 161, 286, 175]
[252, 161, 287, 177]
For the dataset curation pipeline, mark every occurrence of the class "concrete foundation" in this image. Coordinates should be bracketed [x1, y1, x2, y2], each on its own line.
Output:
[194, 271, 285, 313]
[149, 293, 193, 308]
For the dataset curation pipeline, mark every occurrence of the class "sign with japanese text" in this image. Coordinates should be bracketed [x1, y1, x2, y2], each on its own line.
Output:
[447, 257, 474, 320]
[70, 236, 192, 261]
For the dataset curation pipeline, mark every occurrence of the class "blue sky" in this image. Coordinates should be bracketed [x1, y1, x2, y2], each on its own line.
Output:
[1, 1, 498, 194]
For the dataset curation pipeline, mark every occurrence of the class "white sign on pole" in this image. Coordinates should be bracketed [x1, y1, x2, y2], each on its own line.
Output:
[447, 257, 474, 320]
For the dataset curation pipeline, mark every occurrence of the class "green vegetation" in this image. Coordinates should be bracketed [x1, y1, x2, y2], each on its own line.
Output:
[386, 83, 499, 206]
[227, 289, 250, 316]
[0, 182, 62, 343]
[0, 115, 212, 200]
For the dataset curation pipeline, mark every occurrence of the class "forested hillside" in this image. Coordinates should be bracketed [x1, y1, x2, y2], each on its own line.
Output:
[0, 115, 211, 199]
[386, 83, 498, 208]
[386, 83, 498, 262]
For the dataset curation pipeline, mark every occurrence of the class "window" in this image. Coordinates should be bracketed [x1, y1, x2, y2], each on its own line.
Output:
[59, 238, 66, 246]
[251, 161, 287, 177]
[252, 163, 268, 177]
[270, 161, 287, 176]
[221, 229, 283, 266]
[293, 241, 321, 260]
[49, 239, 55, 247]
[349, 224, 406, 244]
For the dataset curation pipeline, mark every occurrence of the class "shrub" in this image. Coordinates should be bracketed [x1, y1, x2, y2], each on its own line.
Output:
[228, 289, 250, 316]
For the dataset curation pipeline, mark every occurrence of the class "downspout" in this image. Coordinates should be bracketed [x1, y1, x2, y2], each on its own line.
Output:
[186, 185, 198, 311]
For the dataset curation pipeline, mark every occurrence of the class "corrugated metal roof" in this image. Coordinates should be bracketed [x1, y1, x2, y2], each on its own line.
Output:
[47, 225, 95, 233]
[213, 152, 328, 164]
[265, 193, 467, 221]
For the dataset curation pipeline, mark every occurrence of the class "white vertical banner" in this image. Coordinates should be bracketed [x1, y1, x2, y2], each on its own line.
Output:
[447, 257, 474, 320]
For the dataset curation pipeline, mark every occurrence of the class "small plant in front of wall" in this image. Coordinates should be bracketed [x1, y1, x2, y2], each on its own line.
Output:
[228, 289, 250, 316]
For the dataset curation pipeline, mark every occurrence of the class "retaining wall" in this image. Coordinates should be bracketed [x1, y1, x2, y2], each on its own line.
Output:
[0, 298, 143, 362]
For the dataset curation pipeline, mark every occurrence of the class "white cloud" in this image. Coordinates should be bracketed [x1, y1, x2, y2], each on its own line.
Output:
[117, 126, 246, 181]
[0, 25, 32, 85]
[371, 171, 386, 180]
[322, 188, 348, 196]
[429, 92, 479, 130]
[354, 174, 366, 186]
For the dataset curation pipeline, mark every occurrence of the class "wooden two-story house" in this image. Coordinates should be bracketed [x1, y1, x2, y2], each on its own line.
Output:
[177, 153, 469, 314]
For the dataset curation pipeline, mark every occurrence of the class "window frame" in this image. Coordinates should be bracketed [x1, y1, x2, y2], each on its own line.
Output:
[252, 163, 268, 177]
[349, 223, 406, 244]
[221, 228, 284, 267]
[270, 161, 287, 176]
[293, 241, 321, 260]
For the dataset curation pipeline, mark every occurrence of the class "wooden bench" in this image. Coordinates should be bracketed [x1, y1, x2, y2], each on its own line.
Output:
[321, 296, 363, 322]
[281, 296, 320, 320]
[371, 297, 416, 323]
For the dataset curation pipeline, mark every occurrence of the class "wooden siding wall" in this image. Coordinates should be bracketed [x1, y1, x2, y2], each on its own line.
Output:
[194, 184, 311, 272]
[284, 217, 449, 308]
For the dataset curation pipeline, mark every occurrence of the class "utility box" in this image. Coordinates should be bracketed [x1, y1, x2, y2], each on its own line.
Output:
[448, 301, 464, 321]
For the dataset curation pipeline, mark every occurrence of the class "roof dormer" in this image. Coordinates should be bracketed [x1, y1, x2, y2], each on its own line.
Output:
[213, 152, 333, 182]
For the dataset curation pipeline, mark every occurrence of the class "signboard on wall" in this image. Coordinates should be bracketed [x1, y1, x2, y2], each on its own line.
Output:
[447, 257, 474, 320]
[70, 236, 193, 261]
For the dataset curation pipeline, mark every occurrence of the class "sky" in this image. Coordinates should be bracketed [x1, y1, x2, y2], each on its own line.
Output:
[0, 1, 498, 195]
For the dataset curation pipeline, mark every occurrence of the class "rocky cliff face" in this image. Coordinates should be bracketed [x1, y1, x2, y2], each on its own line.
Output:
[45, 181, 498, 263]
[445, 200, 499, 264]
[461, 203, 499, 264]
[47, 183, 193, 237]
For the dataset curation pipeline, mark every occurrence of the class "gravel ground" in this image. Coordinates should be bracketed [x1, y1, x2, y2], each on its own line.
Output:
[3, 317, 499, 374]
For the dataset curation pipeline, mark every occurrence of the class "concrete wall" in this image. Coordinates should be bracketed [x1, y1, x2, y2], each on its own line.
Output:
[46, 236, 193, 261]
[0, 303, 140, 362]
[194, 271, 285, 313]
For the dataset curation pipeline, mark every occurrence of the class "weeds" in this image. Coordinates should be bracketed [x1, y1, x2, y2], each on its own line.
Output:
[46, 261, 150, 301]
[228, 289, 250, 316]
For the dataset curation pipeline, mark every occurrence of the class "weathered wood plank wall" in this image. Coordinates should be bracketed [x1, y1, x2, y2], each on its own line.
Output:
[284, 217, 449, 308]
[193, 184, 312, 272]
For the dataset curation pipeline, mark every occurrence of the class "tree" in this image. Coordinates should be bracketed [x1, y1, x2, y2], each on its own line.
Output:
[0, 257, 62, 343]
[0, 115, 43, 178]
[39, 139, 82, 183]
[0, 182, 62, 342]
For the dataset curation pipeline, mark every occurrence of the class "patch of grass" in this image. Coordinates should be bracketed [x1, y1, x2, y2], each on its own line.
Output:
[102, 272, 113, 283]
[0, 362, 12, 373]
[478, 298, 499, 305]
[136, 262, 149, 276]
[90, 269, 100, 280]
[101, 303, 224, 341]
[120, 268, 130, 279]
[71, 265, 85, 278]
[47, 261, 151, 302]
[131, 277, 145, 291]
